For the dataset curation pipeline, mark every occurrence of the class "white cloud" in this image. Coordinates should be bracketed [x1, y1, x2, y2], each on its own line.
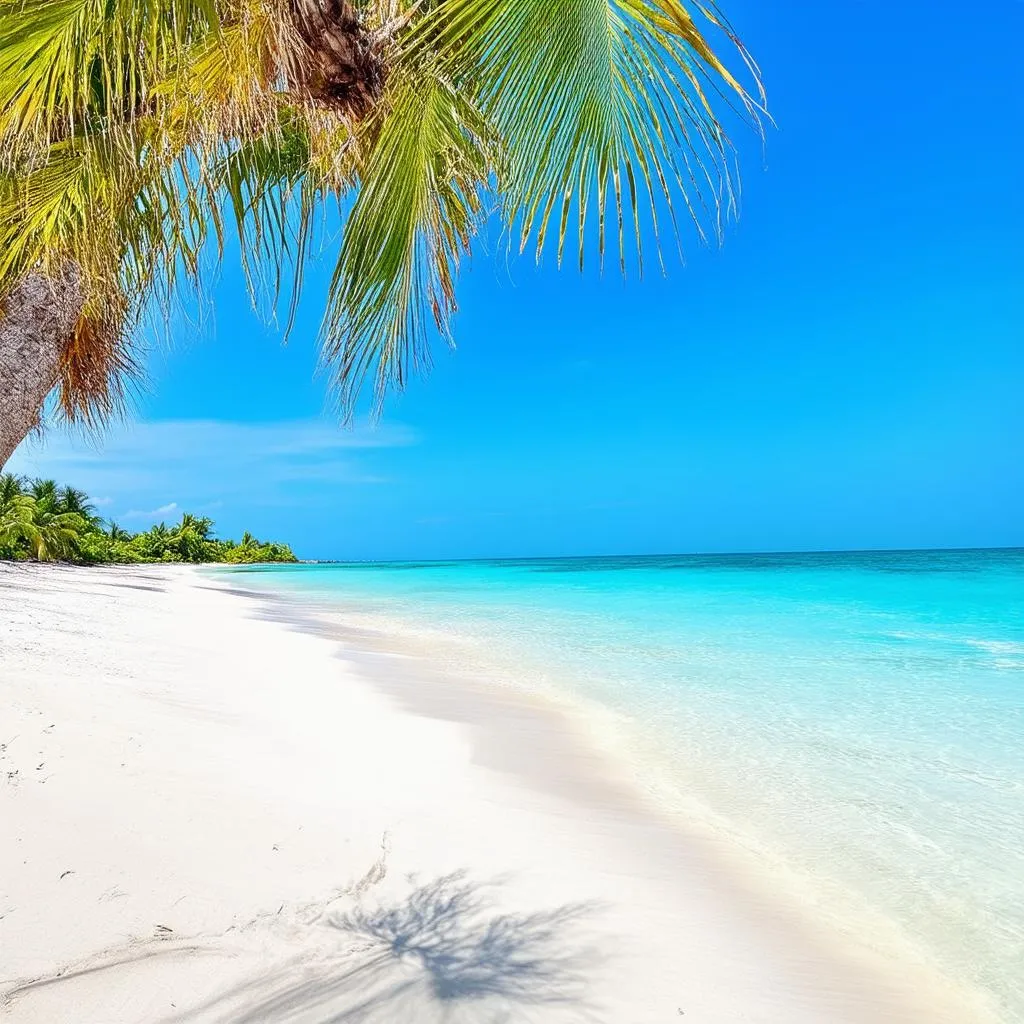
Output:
[7, 418, 417, 523]
[124, 502, 179, 522]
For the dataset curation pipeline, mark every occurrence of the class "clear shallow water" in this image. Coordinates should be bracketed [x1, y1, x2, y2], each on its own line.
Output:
[225, 549, 1024, 1019]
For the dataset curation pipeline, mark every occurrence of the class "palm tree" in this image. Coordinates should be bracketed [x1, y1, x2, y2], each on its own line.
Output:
[57, 485, 98, 525]
[29, 478, 59, 511]
[0, 474, 86, 560]
[0, 0, 763, 469]
[3, 476, 301, 563]
[26, 504, 87, 561]
[0, 473, 35, 556]
[106, 521, 132, 543]
[137, 521, 172, 560]
[183, 514, 214, 540]
[0, 472, 24, 505]
[167, 513, 216, 562]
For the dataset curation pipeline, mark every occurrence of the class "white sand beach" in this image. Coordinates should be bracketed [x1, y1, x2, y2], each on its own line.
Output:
[0, 565, 997, 1023]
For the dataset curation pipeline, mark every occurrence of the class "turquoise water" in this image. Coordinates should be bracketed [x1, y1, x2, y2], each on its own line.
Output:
[225, 549, 1024, 1019]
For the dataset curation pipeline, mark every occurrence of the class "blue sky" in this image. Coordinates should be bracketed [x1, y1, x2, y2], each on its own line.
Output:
[10, 0, 1024, 559]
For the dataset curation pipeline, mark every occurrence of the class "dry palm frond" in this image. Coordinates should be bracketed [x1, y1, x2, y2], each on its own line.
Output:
[57, 303, 140, 426]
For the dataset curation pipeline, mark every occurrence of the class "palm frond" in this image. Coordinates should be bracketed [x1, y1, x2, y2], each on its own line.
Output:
[0, 491, 39, 552]
[0, 0, 220, 154]
[319, 64, 492, 412]
[212, 108, 326, 330]
[406, 0, 763, 273]
[0, 0, 766, 428]
[57, 303, 140, 426]
[0, 473, 27, 503]
[155, 0, 293, 144]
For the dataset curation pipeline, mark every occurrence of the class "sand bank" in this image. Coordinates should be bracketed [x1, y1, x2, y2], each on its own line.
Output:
[0, 564, 994, 1022]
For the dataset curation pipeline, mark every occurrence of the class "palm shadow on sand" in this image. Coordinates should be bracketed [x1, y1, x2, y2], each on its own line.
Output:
[174, 872, 604, 1023]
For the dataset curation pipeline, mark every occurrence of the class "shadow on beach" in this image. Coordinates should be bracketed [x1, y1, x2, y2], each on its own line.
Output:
[164, 872, 604, 1023]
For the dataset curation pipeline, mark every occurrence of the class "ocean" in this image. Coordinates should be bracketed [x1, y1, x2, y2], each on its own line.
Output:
[222, 548, 1024, 1020]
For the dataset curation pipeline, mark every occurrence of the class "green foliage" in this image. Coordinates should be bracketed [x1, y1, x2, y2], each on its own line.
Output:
[0, 474, 37, 560]
[0, 474, 297, 565]
[0, 0, 763, 426]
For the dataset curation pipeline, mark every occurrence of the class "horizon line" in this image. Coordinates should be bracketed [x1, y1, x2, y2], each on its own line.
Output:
[279, 544, 1024, 567]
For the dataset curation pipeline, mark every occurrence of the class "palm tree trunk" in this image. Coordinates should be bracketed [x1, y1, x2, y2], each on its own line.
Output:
[0, 267, 82, 470]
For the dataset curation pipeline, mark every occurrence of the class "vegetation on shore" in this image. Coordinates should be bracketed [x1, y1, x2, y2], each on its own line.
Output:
[0, 475, 296, 565]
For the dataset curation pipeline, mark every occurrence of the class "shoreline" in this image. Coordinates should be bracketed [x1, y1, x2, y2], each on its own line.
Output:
[219, 565, 1007, 1022]
[239, 571, 994, 1006]
[0, 563, 999, 1022]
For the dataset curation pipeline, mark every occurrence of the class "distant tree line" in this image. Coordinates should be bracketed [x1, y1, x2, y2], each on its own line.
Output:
[0, 475, 297, 564]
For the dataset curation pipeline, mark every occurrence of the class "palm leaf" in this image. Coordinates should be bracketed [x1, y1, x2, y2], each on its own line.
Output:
[320, 65, 492, 411]
[0, 492, 40, 553]
[211, 107, 354, 333]
[0, 0, 219, 153]
[0, 0, 765, 426]
[406, 0, 763, 272]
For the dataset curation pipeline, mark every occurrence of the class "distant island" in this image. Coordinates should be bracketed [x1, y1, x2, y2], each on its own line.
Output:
[0, 475, 296, 565]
